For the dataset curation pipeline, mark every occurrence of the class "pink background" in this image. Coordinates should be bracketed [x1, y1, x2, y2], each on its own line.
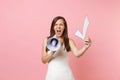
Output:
[0, 0, 120, 80]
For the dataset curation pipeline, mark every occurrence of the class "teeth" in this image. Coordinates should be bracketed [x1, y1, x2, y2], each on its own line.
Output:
[57, 30, 61, 32]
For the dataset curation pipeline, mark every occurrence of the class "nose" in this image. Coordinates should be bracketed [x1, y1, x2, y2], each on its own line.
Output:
[58, 26, 61, 29]
[58, 25, 61, 29]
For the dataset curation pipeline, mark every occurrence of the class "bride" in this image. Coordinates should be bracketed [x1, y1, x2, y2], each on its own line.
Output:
[41, 16, 92, 80]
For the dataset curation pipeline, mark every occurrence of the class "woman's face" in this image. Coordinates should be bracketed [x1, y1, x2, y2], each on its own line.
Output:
[54, 19, 65, 37]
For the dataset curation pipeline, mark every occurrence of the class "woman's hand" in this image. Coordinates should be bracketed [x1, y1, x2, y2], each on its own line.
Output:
[84, 37, 92, 48]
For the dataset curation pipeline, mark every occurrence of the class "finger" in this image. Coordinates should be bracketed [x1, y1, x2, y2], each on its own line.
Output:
[86, 38, 91, 43]
[85, 39, 90, 43]
[85, 40, 89, 43]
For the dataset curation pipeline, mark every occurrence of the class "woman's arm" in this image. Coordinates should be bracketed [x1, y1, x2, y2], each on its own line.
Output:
[41, 37, 54, 64]
[69, 37, 91, 57]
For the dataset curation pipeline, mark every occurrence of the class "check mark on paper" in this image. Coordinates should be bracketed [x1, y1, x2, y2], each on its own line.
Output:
[75, 16, 89, 39]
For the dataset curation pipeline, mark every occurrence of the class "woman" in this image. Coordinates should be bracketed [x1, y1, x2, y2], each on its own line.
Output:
[41, 16, 92, 80]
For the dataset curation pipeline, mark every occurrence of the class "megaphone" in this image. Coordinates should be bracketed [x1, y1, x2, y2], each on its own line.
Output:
[46, 35, 61, 51]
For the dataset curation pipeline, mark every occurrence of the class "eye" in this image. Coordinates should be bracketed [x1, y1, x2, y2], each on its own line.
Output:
[55, 24, 58, 26]
[60, 23, 64, 26]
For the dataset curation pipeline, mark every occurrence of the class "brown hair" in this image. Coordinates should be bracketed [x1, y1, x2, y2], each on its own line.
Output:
[48, 16, 71, 52]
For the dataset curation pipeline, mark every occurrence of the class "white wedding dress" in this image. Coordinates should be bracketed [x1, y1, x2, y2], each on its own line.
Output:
[46, 45, 75, 80]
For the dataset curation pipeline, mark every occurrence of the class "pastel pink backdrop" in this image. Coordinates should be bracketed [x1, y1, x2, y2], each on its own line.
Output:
[0, 0, 120, 80]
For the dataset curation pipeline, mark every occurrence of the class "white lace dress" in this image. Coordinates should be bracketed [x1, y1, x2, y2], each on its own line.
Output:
[45, 45, 75, 80]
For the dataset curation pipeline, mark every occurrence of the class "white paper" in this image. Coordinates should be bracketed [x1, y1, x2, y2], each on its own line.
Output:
[75, 16, 89, 39]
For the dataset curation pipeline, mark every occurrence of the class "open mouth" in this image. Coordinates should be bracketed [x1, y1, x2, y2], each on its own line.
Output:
[57, 30, 61, 32]
[56, 30, 62, 35]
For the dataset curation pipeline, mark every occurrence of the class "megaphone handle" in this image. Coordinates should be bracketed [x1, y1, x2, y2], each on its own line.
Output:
[48, 50, 56, 57]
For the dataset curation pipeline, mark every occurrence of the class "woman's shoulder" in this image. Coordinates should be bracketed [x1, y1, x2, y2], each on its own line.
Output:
[44, 36, 48, 40]
[68, 38, 76, 46]
[69, 38, 74, 42]
[42, 37, 48, 43]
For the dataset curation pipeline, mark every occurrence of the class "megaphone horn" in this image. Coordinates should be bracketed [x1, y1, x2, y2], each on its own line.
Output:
[46, 35, 61, 51]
